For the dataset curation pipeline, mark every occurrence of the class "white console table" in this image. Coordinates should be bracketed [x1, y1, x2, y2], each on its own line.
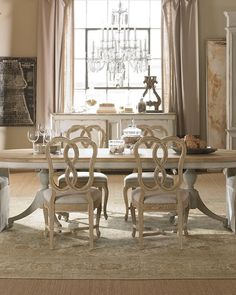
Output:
[50, 113, 176, 144]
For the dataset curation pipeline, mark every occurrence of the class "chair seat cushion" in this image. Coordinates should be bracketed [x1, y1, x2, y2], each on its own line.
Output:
[43, 187, 102, 204]
[131, 187, 188, 205]
[124, 172, 173, 187]
[59, 172, 108, 184]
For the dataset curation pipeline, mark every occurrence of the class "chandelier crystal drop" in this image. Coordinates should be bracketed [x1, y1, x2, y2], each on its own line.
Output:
[87, 1, 151, 87]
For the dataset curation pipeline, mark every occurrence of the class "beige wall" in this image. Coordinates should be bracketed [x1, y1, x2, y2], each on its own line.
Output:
[0, 0, 236, 148]
[0, 0, 38, 149]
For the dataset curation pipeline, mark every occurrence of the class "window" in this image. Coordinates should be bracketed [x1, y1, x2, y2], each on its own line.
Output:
[74, 0, 162, 112]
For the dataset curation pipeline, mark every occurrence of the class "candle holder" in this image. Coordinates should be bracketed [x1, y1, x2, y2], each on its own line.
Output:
[143, 76, 163, 113]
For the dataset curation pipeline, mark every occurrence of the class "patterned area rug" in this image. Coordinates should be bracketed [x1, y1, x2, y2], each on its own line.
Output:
[0, 172, 235, 279]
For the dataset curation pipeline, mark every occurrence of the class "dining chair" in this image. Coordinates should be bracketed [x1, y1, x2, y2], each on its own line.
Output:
[137, 124, 168, 142]
[60, 124, 109, 219]
[123, 125, 169, 221]
[130, 136, 189, 249]
[65, 124, 107, 148]
[43, 136, 102, 250]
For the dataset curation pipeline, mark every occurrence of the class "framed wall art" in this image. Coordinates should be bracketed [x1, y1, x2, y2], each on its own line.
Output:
[206, 39, 226, 149]
[0, 57, 37, 126]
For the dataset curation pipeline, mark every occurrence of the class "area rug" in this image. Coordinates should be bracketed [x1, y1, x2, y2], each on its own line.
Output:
[0, 172, 235, 279]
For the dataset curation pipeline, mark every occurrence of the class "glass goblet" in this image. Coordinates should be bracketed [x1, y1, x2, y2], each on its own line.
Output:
[44, 129, 52, 144]
[38, 124, 47, 145]
[27, 129, 39, 154]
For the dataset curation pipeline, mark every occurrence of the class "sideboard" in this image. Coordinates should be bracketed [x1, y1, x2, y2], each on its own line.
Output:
[51, 113, 176, 144]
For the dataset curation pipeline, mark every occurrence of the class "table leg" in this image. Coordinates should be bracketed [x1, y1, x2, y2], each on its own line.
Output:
[183, 169, 228, 229]
[7, 170, 49, 228]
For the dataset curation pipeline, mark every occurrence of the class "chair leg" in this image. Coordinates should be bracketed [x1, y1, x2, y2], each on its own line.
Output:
[130, 202, 137, 238]
[103, 185, 109, 220]
[88, 205, 94, 250]
[183, 205, 190, 236]
[49, 209, 55, 250]
[96, 203, 102, 238]
[43, 205, 49, 237]
[169, 211, 177, 224]
[138, 207, 144, 250]
[123, 186, 129, 221]
[177, 204, 183, 250]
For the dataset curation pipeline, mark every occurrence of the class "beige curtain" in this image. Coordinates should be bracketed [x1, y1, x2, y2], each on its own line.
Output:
[37, 0, 74, 127]
[162, 0, 199, 136]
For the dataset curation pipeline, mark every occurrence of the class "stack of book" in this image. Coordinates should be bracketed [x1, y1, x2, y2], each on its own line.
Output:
[97, 103, 117, 114]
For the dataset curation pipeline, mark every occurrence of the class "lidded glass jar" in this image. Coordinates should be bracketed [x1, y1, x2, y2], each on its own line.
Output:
[122, 120, 142, 146]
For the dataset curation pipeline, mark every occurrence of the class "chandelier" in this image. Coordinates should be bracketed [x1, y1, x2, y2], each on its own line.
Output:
[87, 1, 151, 87]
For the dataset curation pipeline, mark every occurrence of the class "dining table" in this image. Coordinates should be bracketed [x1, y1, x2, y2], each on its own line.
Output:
[0, 148, 236, 233]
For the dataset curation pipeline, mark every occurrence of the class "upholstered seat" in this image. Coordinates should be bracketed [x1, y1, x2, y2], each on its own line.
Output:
[43, 187, 101, 204]
[131, 187, 189, 206]
[124, 172, 173, 187]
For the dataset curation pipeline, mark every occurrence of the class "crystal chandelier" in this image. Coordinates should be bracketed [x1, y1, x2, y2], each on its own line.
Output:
[87, 1, 151, 87]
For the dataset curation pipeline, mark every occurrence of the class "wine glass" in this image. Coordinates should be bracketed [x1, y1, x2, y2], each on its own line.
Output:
[38, 124, 47, 145]
[27, 129, 39, 154]
[44, 129, 52, 144]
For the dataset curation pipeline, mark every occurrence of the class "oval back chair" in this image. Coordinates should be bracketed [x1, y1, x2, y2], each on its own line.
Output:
[130, 136, 189, 249]
[123, 125, 169, 221]
[43, 136, 102, 250]
[60, 124, 109, 219]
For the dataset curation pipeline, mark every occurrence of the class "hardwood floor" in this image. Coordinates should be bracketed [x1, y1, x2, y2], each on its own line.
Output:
[3, 171, 236, 295]
[1, 278, 236, 295]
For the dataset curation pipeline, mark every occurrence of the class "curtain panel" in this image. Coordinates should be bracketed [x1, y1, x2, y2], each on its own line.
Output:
[37, 0, 74, 127]
[162, 0, 199, 137]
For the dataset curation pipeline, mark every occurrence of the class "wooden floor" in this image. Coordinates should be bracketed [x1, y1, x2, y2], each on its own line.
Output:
[3, 171, 236, 295]
[1, 278, 236, 295]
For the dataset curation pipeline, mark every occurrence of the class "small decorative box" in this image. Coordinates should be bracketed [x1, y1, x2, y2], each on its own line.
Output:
[109, 140, 125, 154]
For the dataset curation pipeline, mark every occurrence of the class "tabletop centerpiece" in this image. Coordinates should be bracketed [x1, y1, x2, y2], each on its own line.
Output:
[121, 119, 142, 151]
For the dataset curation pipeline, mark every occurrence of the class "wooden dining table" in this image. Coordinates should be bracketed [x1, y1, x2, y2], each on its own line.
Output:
[1, 148, 236, 232]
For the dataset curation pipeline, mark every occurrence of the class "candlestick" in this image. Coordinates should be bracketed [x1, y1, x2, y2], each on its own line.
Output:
[144, 39, 147, 52]
[107, 28, 109, 42]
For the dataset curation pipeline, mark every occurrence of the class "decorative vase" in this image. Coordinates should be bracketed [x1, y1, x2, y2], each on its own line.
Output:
[138, 98, 146, 113]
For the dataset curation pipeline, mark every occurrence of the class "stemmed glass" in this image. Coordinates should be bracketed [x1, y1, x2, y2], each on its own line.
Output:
[44, 129, 52, 144]
[38, 124, 47, 146]
[27, 129, 39, 154]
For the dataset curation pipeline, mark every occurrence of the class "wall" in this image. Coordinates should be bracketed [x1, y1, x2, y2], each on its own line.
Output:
[0, 0, 38, 149]
[0, 0, 236, 148]
[198, 0, 236, 139]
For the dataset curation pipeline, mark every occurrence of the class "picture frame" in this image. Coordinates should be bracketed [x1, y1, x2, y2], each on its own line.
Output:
[0, 57, 37, 126]
[206, 39, 226, 149]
